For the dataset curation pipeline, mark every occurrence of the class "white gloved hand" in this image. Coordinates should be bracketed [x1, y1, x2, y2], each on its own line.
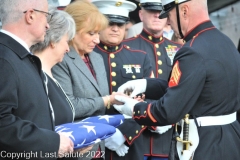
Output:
[113, 95, 139, 116]
[117, 79, 147, 97]
[150, 125, 172, 134]
[122, 114, 132, 119]
[105, 128, 125, 151]
[115, 144, 129, 157]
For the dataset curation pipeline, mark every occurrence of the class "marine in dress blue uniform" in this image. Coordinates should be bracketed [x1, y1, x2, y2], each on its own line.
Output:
[94, 43, 153, 94]
[123, 0, 182, 80]
[123, 30, 181, 80]
[92, 0, 153, 159]
[122, 1, 181, 160]
[114, 0, 240, 159]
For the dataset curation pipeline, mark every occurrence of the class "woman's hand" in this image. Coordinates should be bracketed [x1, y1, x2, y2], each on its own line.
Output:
[133, 93, 145, 102]
[110, 92, 127, 105]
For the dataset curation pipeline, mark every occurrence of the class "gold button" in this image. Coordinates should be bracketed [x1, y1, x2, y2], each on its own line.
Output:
[111, 72, 116, 77]
[148, 36, 152, 40]
[138, 110, 140, 114]
[126, 46, 130, 49]
[136, 130, 139, 134]
[158, 60, 162, 65]
[132, 75, 136, 79]
[129, 136, 132, 140]
[142, 125, 145, 128]
[111, 62, 116, 67]
[160, 37, 163, 41]
[144, 111, 146, 114]
[110, 53, 115, 58]
[158, 69, 162, 74]
[155, 44, 159, 48]
[111, 81, 116, 86]
[157, 51, 161, 56]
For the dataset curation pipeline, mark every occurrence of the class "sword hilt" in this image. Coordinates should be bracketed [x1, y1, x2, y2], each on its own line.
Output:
[175, 114, 192, 153]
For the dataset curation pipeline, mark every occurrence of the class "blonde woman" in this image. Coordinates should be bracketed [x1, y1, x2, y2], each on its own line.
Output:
[52, 1, 117, 159]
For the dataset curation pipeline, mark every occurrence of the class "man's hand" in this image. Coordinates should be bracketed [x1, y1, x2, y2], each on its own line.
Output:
[115, 144, 129, 157]
[105, 128, 125, 151]
[75, 145, 93, 154]
[58, 133, 74, 158]
[117, 79, 147, 97]
[113, 95, 139, 116]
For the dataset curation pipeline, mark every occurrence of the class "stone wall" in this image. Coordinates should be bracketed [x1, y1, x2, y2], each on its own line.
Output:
[210, 1, 240, 47]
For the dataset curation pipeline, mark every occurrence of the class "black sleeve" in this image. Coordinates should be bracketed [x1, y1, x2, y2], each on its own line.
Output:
[145, 78, 168, 100]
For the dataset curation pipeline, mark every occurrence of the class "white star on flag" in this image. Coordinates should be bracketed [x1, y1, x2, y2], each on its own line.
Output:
[120, 119, 123, 125]
[80, 125, 97, 135]
[98, 115, 114, 123]
[56, 127, 75, 141]
[77, 139, 86, 147]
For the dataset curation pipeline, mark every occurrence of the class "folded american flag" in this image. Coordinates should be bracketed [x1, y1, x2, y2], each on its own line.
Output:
[81, 114, 125, 127]
[55, 122, 116, 149]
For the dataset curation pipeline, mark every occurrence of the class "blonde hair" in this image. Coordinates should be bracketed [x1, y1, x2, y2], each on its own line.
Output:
[65, 1, 108, 34]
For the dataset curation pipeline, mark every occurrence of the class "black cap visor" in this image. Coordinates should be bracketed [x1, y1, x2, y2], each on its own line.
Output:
[105, 15, 129, 24]
[140, 2, 162, 11]
[159, 1, 176, 19]
[159, 0, 191, 19]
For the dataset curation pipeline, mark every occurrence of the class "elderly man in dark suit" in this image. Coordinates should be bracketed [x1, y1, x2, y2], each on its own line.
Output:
[0, 0, 74, 159]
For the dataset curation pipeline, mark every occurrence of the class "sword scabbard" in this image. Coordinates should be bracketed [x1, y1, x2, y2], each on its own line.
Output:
[183, 114, 190, 150]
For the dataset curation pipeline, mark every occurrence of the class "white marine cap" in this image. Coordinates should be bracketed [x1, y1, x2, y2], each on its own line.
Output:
[58, 0, 71, 6]
[159, 0, 190, 18]
[92, 0, 137, 23]
[139, 0, 162, 11]
[57, 0, 71, 10]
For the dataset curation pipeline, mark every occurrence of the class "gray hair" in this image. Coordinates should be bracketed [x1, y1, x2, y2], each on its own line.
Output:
[0, 0, 47, 25]
[30, 7, 76, 53]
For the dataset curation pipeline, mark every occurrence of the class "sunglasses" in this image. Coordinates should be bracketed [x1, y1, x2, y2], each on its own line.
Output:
[109, 22, 125, 27]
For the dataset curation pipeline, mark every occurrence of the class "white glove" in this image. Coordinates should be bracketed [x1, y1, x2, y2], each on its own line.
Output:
[117, 79, 147, 97]
[122, 114, 132, 119]
[150, 125, 172, 134]
[113, 95, 139, 116]
[105, 128, 125, 151]
[115, 144, 129, 157]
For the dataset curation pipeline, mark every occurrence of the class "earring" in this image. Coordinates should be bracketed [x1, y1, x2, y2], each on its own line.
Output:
[50, 43, 55, 48]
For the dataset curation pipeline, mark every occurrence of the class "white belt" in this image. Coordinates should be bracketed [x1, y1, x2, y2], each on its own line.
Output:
[177, 112, 236, 160]
[195, 112, 236, 127]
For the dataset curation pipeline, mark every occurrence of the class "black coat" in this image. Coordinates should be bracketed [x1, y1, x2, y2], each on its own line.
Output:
[47, 75, 74, 126]
[94, 42, 153, 160]
[133, 21, 240, 160]
[0, 32, 59, 159]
